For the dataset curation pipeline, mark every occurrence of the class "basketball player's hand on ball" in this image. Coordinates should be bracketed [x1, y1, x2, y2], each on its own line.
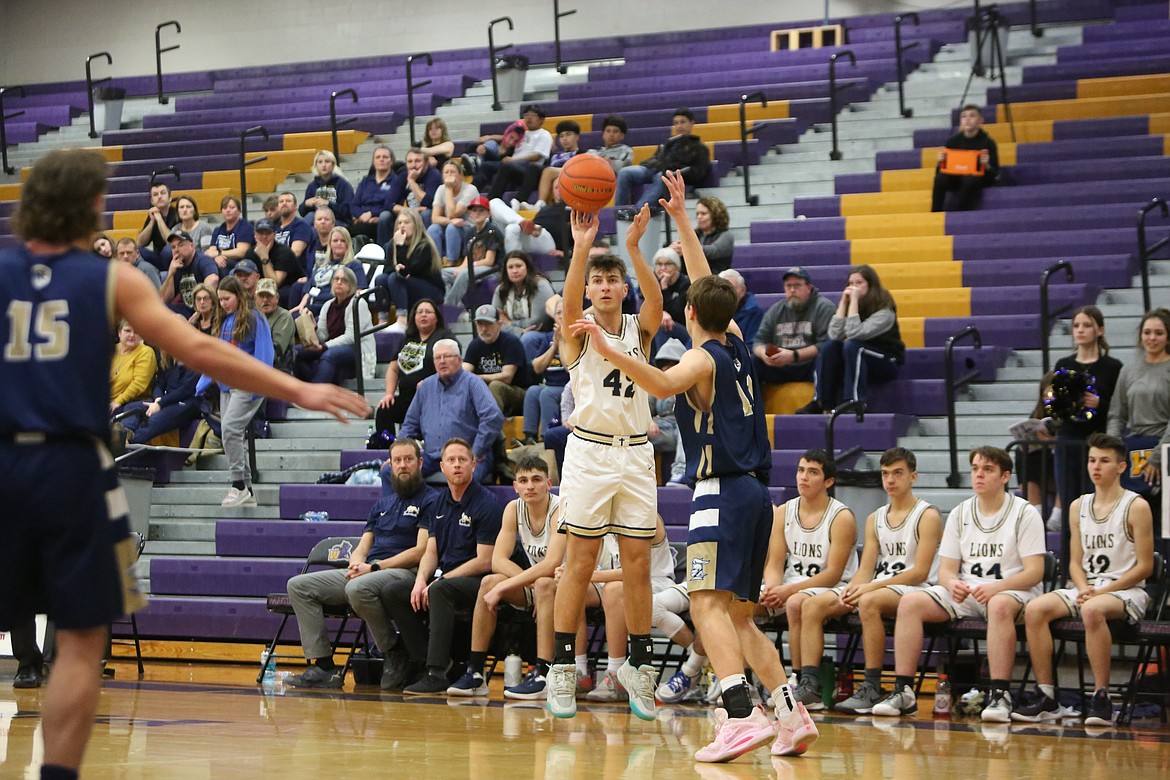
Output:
[658, 170, 689, 223]
[569, 319, 613, 358]
[569, 210, 599, 246]
[625, 204, 651, 247]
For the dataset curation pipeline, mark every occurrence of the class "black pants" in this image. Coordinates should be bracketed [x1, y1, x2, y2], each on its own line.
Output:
[932, 173, 988, 212]
[385, 574, 484, 672]
[9, 617, 52, 670]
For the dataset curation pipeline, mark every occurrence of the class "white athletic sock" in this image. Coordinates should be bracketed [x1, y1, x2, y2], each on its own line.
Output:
[720, 673, 749, 695]
[1038, 683, 1056, 699]
[773, 683, 796, 716]
[607, 656, 626, 674]
[575, 654, 589, 676]
[681, 647, 707, 677]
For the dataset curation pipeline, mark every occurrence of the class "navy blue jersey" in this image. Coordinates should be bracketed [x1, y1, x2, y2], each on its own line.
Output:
[676, 332, 772, 482]
[0, 247, 115, 438]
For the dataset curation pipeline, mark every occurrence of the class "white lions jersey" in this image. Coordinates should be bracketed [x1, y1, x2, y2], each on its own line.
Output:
[873, 499, 940, 585]
[600, 532, 676, 579]
[1078, 489, 1145, 588]
[517, 494, 560, 567]
[940, 494, 1045, 594]
[567, 313, 652, 437]
[782, 497, 858, 586]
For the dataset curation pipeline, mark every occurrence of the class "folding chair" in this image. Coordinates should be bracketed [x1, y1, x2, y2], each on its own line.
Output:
[109, 531, 146, 677]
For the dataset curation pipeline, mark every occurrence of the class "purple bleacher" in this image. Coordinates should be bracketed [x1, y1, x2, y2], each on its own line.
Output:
[131, 597, 281, 642]
[4, 91, 89, 109]
[924, 314, 1042, 349]
[374, 330, 405, 364]
[771, 449, 859, 486]
[212, 65, 485, 94]
[1113, 3, 1169, 22]
[867, 380, 948, 416]
[1022, 54, 1170, 83]
[1082, 18, 1170, 41]
[841, 158, 1170, 195]
[117, 135, 285, 162]
[3, 105, 78, 126]
[549, 89, 834, 126]
[2, 122, 48, 144]
[150, 557, 303, 598]
[1056, 37, 1168, 62]
[103, 114, 400, 147]
[11, 73, 213, 101]
[281, 484, 380, 521]
[145, 94, 438, 129]
[960, 255, 1134, 290]
[771, 413, 913, 451]
[877, 135, 1170, 171]
[176, 74, 476, 113]
[215, 519, 367, 558]
[845, 21, 966, 44]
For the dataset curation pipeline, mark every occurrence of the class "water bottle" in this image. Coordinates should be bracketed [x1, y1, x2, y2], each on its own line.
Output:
[933, 673, 952, 717]
[299, 511, 329, 522]
[261, 650, 277, 686]
[818, 656, 836, 709]
[504, 654, 523, 688]
[836, 666, 854, 703]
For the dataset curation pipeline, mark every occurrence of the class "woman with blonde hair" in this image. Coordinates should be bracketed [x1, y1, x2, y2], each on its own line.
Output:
[291, 225, 367, 317]
[109, 319, 157, 415]
[374, 208, 444, 333]
[299, 149, 355, 223]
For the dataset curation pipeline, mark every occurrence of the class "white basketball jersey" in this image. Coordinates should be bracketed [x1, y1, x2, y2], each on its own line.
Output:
[567, 313, 652, 436]
[516, 494, 560, 567]
[599, 532, 676, 579]
[873, 499, 940, 585]
[941, 494, 1046, 594]
[1078, 489, 1145, 588]
[782, 497, 858, 586]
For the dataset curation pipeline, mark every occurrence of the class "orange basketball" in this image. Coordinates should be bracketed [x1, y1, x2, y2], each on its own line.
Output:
[558, 153, 617, 213]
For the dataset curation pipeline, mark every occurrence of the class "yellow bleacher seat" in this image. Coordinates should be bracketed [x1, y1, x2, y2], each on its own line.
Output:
[171, 188, 232, 215]
[763, 383, 814, 417]
[844, 213, 945, 240]
[838, 191, 932, 217]
[879, 169, 935, 192]
[112, 211, 148, 231]
[282, 130, 369, 156]
[706, 102, 792, 124]
[202, 168, 291, 194]
[849, 235, 953, 265]
[543, 114, 593, 133]
[890, 288, 971, 319]
[632, 141, 716, 166]
[0, 183, 21, 202]
[106, 228, 138, 244]
[999, 93, 1170, 124]
[1150, 113, 1170, 135]
[1077, 74, 1170, 100]
[898, 317, 926, 349]
[846, 260, 963, 289]
[503, 416, 524, 443]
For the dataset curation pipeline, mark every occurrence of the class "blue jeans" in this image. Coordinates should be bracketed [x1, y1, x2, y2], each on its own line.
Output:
[615, 165, 665, 208]
[122, 400, 201, 444]
[814, 339, 900, 409]
[427, 222, 473, 263]
[295, 344, 357, 385]
[523, 384, 565, 434]
[375, 272, 445, 316]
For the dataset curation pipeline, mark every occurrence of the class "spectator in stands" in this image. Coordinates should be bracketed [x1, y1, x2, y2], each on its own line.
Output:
[486, 104, 553, 203]
[198, 276, 274, 508]
[426, 158, 480, 266]
[587, 114, 634, 173]
[1014, 433, 1154, 725]
[161, 229, 219, 318]
[291, 223, 367, 318]
[116, 237, 161, 289]
[232, 259, 261, 298]
[188, 283, 220, 337]
[118, 347, 201, 446]
[1014, 373, 1059, 526]
[285, 437, 438, 690]
[875, 446, 1045, 722]
[447, 454, 565, 697]
[444, 196, 504, 307]
[375, 209, 445, 333]
[419, 117, 455, 168]
[519, 298, 567, 444]
[304, 207, 337, 268]
[614, 108, 710, 212]
[649, 246, 690, 327]
[256, 278, 295, 374]
[931, 104, 999, 212]
[300, 150, 354, 223]
[490, 195, 569, 258]
[109, 320, 157, 414]
[464, 304, 529, 416]
[348, 145, 397, 243]
[464, 119, 528, 184]
[275, 191, 313, 262]
[375, 299, 453, 435]
[175, 195, 213, 251]
[670, 196, 733, 274]
[245, 218, 302, 305]
[492, 251, 555, 348]
[92, 233, 114, 258]
[1107, 308, 1170, 503]
[400, 339, 504, 484]
[543, 382, 575, 476]
[136, 180, 178, 270]
[797, 265, 904, 414]
[646, 338, 688, 485]
[719, 268, 762, 344]
[753, 266, 834, 386]
[385, 438, 503, 693]
[381, 148, 443, 244]
[294, 266, 374, 385]
[262, 195, 279, 223]
[522, 119, 581, 211]
[207, 196, 254, 274]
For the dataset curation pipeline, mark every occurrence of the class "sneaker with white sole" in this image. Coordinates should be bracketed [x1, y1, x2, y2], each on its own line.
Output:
[585, 670, 628, 702]
[505, 669, 547, 700]
[836, 679, 885, 715]
[617, 662, 658, 721]
[694, 706, 775, 763]
[981, 689, 1012, 723]
[657, 669, 698, 704]
[546, 663, 578, 718]
[871, 685, 918, 717]
[576, 669, 594, 697]
[793, 676, 824, 711]
[771, 702, 819, 756]
[447, 668, 489, 696]
[221, 487, 256, 507]
[1084, 688, 1113, 727]
[1010, 690, 1078, 722]
[286, 665, 343, 689]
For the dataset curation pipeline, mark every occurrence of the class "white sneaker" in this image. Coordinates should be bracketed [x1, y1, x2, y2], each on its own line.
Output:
[585, 670, 628, 702]
[510, 198, 522, 211]
[546, 663, 578, 718]
[222, 487, 257, 507]
[871, 685, 918, 717]
[533, 200, 546, 210]
[386, 322, 406, 335]
[616, 662, 658, 721]
[981, 689, 1012, 723]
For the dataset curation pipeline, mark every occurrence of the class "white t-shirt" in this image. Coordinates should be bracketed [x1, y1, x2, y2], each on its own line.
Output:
[514, 128, 553, 162]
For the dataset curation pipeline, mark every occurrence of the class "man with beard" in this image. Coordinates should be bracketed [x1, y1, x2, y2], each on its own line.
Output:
[285, 437, 438, 689]
[255, 278, 295, 373]
[159, 229, 219, 318]
[273, 191, 312, 263]
[752, 266, 836, 386]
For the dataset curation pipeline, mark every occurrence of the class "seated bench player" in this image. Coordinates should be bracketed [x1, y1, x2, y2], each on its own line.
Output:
[872, 446, 1045, 722]
[794, 447, 942, 713]
[1013, 433, 1154, 725]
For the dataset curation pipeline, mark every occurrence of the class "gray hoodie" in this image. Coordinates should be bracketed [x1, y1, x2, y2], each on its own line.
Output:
[753, 288, 836, 364]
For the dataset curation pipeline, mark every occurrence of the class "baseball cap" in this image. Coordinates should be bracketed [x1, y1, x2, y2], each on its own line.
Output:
[783, 266, 812, 283]
[654, 338, 687, 365]
[168, 228, 193, 243]
[233, 258, 259, 275]
[256, 278, 279, 297]
[473, 304, 499, 323]
[254, 217, 275, 232]
[468, 195, 490, 211]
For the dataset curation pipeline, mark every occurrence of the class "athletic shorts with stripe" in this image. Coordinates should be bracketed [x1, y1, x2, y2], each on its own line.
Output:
[1051, 586, 1149, 624]
[923, 583, 1034, 622]
[686, 474, 773, 601]
[560, 433, 657, 539]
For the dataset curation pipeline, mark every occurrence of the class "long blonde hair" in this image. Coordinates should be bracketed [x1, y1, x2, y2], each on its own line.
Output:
[313, 149, 347, 181]
[392, 209, 442, 276]
[328, 226, 355, 266]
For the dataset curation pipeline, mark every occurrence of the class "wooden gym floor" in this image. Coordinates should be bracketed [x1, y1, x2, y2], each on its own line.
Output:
[1, 661, 1168, 778]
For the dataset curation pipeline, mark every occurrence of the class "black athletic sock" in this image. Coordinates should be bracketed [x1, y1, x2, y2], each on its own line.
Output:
[554, 632, 576, 666]
[232, 479, 246, 491]
[722, 682, 755, 719]
[990, 679, 1010, 694]
[628, 634, 654, 668]
[894, 675, 913, 692]
[41, 766, 78, 780]
[864, 668, 882, 687]
[315, 657, 338, 672]
[468, 650, 488, 674]
[536, 658, 551, 677]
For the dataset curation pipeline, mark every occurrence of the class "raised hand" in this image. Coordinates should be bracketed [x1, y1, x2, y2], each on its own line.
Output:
[569, 209, 599, 247]
[658, 169, 689, 223]
[625, 204, 651, 247]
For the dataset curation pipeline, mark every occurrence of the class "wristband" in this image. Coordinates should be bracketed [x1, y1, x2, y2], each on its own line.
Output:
[369, 562, 380, 572]
[790, 348, 801, 361]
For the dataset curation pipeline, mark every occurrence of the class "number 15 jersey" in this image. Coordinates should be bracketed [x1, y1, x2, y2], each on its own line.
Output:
[567, 313, 651, 437]
[940, 494, 1045, 595]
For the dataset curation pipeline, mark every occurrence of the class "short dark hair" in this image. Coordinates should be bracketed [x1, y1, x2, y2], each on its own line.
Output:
[585, 253, 627, 281]
[1087, 432, 1126, 462]
[880, 447, 917, 472]
[442, 437, 474, 457]
[601, 115, 628, 134]
[12, 148, 107, 243]
[514, 455, 549, 476]
[686, 275, 737, 333]
[960, 104, 982, 115]
[673, 107, 695, 121]
[262, 195, 279, 212]
[116, 237, 137, 250]
[220, 194, 242, 211]
[522, 104, 546, 118]
[801, 449, 837, 482]
[555, 119, 581, 135]
[390, 437, 422, 458]
[149, 181, 170, 192]
[969, 445, 1012, 473]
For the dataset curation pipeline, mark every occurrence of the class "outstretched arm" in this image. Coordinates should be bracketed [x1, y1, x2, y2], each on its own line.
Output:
[559, 210, 599, 364]
[570, 318, 710, 399]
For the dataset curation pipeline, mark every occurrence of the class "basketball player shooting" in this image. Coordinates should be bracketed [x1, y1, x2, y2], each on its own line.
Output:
[571, 171, 818, 762]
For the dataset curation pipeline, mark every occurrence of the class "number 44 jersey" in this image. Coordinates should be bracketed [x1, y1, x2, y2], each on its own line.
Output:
[940, 494, 1046, 597]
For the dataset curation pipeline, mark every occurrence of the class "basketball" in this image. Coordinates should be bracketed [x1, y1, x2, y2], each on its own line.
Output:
[558, 154, 617, 213]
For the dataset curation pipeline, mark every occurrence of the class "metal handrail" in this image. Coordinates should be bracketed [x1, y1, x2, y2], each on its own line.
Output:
[1137, 197, 1169, 313]
[1040, 260, 1075, 374]
[238, 126, 269, 221]
[488, 16, 515, 111]
[86, 51, 113, 139]
[0, 85, 27, 175]
[739, 91, 767, 206]
[826, 400, 866, 478]
[553, 0, 578, 74]
[330, 89, 358, 160]
[155, 21, 181, 104]
[828, 50, 856, 161]
[1029, 0, 1043, 38]
[894, 13, 920, 119]
[149, 165, 180, 188]
[352, 287, 392, 396]
[944, 325, 982, 488]
[406, 54, 432, 148]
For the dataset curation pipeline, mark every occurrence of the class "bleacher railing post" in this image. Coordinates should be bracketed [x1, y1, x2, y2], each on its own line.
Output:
[1039, 260, 1074, 375]
[329, 89, 358, 160]
[238, 126, 269, 222]
[894, 13, 919, 119]
[406, 54, 433, 148]
[353, 287, 391, 396]
[154, 21, 181, 105]
[488, 17, 515, 112]
[1137, 198, 1169, 314]
[825, 400, 865, 497]
[739, 91, 766, 206]
[553, 0, 577, 75]
[0, 85, 27, 176]
[944, 326, 982, 488]
[85, 52, 113, 139]
[828, 50, 856, 161]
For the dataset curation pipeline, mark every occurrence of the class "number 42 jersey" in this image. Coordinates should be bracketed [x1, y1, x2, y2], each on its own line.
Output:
[567, 313, 652, 437]
[940, 494, 1045, 596]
